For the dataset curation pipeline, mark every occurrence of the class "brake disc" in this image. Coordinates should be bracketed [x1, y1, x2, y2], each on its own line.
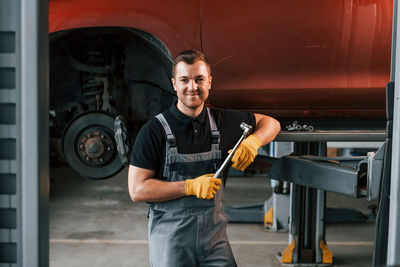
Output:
[62, 112, 123, 179]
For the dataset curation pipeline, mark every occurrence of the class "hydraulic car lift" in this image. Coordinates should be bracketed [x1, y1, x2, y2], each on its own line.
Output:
[225, 129, 386, 266]
[269, 134, 385, 266]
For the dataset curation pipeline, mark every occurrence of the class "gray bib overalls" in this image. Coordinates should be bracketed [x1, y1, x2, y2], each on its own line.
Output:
[148, 108, 236, 267]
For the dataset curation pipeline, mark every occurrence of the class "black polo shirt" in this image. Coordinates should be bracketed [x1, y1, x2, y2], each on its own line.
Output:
[130, 103, 256, 183]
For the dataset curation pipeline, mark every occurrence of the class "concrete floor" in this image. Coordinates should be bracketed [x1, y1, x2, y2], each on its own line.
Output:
[49, 164, 376, 267]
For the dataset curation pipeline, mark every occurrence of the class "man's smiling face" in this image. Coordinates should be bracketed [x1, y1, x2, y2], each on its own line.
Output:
[172, 60, 212, 117]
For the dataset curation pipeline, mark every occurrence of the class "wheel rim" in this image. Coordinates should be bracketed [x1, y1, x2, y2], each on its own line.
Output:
[62, 112, 123, 179]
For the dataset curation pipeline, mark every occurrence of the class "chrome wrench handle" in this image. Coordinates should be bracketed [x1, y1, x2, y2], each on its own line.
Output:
[213, 122, 253, 178]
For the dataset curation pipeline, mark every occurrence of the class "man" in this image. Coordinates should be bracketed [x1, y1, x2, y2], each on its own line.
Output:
[128, 50, 280, 266]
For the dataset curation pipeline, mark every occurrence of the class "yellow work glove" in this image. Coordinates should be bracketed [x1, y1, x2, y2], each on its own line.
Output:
[185, 174, 221, 199]
[231, 134, 262, 171]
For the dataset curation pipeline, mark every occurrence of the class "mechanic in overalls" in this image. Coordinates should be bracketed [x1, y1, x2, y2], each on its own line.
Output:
[128, 50, 280, 267]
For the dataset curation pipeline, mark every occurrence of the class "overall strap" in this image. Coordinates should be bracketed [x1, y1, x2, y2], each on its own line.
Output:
[206, 108, 220, 150]
[156, 113, 176, 148]
[155, 113, 178, 178]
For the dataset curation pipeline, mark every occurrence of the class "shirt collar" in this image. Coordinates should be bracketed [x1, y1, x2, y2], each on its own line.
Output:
[170, 102, 207, 124]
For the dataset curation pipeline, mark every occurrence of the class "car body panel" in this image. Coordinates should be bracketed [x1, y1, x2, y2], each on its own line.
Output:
[203, 0, 392, 118]
[49, 0, 393, 119]
[49, 0, 202, 55]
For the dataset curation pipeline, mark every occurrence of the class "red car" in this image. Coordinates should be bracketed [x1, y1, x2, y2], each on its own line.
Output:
[49, 0, 393, 178]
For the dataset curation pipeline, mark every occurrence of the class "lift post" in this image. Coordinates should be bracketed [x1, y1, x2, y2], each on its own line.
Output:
[274, 142, 332, 266]
[387, 0, 400, 264]
[0, 0, 48, 266]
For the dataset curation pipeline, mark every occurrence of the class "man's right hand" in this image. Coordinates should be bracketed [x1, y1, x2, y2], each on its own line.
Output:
[184, 174, 221, 199]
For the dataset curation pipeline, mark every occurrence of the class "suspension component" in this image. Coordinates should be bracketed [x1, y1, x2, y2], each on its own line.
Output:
[80, 35, 107, 110]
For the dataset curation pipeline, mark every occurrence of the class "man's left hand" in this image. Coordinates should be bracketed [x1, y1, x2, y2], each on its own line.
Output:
[231, 134, 261, 171]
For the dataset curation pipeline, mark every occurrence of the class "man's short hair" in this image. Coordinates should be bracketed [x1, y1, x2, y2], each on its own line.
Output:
[172, 50, 211, 77]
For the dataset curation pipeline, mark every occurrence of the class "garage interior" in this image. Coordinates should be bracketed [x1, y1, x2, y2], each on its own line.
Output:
[1, 0, 400, 266]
